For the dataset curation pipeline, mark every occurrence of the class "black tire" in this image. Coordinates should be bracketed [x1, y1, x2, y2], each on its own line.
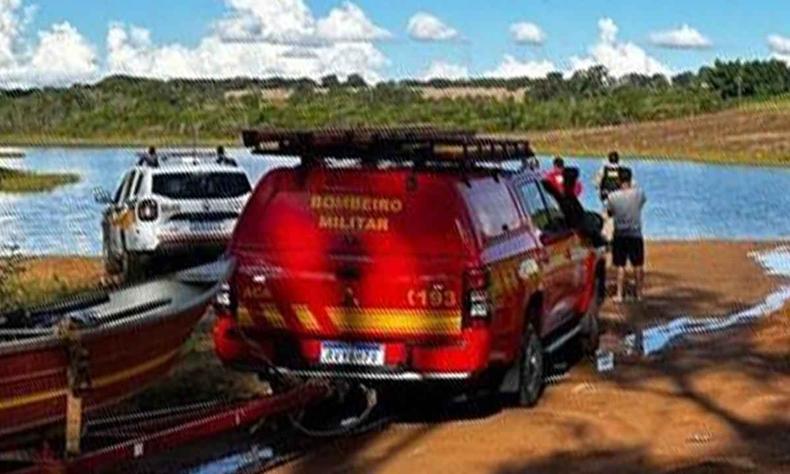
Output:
[121, 253, 145, 283]
[102, 231, 122, 276]
[580, 273, 604, 357]
[518, 322, 544, 407]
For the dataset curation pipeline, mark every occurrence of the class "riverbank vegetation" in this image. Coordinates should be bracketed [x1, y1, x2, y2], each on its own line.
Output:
[1, 59, 789, 163]
[0, 167, 79, 192]
[0, 254, 102, 311]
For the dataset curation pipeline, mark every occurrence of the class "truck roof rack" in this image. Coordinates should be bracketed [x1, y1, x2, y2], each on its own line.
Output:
[136, 147, 238, 167]
[241, 126, 537, 169]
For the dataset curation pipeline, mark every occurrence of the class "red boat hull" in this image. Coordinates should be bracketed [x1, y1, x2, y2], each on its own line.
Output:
[0, 304, 206, 439]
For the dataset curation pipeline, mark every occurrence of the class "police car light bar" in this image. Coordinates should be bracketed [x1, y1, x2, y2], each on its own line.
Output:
[241, 127, 535, 167]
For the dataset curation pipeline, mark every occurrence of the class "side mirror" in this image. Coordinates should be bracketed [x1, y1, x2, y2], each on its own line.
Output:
[93, 187, 113, 205]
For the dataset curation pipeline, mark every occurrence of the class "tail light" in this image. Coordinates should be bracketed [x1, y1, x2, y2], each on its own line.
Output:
[463, 266, 490, 327]
[137, 199, 159, 221]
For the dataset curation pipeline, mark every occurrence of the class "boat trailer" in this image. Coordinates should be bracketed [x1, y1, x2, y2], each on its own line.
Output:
[1, 382, 329, 473]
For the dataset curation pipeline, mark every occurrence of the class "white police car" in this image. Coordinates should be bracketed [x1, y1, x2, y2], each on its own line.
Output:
[96, 148, 252, 280]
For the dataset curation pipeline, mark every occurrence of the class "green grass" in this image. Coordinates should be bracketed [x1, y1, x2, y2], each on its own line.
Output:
[0, 134, 235, 148]
[0, 167, 80, 192]
[736, 93, 790, 112]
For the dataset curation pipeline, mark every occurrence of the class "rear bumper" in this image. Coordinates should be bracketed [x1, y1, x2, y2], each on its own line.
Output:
[126, 227, 231, 253]
[154, 238, 228, 255]
[212, 317, 494, 381]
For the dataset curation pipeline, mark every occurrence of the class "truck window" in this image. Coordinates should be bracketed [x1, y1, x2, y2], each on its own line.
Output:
[121, 171, 139, 203]
[518, 181, 568, 233]
[113, 172, 133, 205]
[130, 171, 144, 200]
[465, 178, 521, 239]
[152, 172, 251, 199]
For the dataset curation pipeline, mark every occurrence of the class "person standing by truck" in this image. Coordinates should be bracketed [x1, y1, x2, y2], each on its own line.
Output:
[606, 167, 646, 302]
[544, 156, 582, 197]
[594, 151, 626, 241]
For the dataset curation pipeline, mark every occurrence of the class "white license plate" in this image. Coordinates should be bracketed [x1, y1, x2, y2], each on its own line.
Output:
[319, 342, 385, 366]
[190, 221, 223, 233]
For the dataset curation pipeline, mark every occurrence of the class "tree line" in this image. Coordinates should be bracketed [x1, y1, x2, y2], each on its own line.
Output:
[0, 59, 788, 142]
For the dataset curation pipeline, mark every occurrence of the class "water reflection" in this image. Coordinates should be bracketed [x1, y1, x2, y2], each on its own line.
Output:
[0, 149, 789, 256]
[640, 246, 790, 355]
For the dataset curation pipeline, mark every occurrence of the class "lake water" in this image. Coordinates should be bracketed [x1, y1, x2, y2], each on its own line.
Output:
[1, 148, 789, 256]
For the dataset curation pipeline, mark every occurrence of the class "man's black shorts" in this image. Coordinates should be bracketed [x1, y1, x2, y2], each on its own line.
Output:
[612, 235, 644, 267]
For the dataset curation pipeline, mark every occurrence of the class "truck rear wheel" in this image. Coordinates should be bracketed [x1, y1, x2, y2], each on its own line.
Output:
[518, 322, 544, 407]
[122, 253, 146, 282]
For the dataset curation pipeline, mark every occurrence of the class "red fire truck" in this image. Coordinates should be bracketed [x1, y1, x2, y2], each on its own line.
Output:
[213, 128, 606, 406]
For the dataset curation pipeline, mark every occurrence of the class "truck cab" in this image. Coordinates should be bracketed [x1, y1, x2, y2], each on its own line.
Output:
[213, 128, 606, 406]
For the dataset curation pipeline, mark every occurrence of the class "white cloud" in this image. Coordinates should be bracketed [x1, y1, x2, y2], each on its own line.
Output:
[650, 24, 712, 49]
[569, 17, 670, 78]
[407, 12, 458, 42]
[510, 22, 545, 45]
[316, 2, 391, 42]
[768, 34, 790, 54]
[215, 0, 317, 44]
[0, 0, 32, 67]
[0, 0, 97, 88]
[29, 22, 98, 84]
[107, 23, 388, 83]
[105, 0, 390, 84]
[599, 17, 618, 44]
[422, 60, 468, 80]
[768, 34, 790, 62]
[216, 0, 390, 45]
[485, 55, 555, 78]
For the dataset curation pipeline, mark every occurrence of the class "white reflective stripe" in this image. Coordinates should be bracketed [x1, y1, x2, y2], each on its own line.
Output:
[277, 368, 472, 381]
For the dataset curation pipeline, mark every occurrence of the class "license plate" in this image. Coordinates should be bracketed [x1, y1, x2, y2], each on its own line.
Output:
[190, 221, 223, 233]
[319, 341, 384, 366]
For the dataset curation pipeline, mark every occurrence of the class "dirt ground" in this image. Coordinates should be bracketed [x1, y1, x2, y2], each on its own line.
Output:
[15, 241, 790, 472]
[278, 241, 790, 474]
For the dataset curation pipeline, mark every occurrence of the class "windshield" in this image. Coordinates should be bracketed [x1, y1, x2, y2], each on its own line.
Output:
[152, 172, 251, 199]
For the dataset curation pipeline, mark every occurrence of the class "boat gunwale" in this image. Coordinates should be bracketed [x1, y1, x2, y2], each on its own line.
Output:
[0, 258, 234, 355]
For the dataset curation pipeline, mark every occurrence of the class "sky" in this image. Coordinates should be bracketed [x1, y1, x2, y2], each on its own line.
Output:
[1, 0, 789, 88]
